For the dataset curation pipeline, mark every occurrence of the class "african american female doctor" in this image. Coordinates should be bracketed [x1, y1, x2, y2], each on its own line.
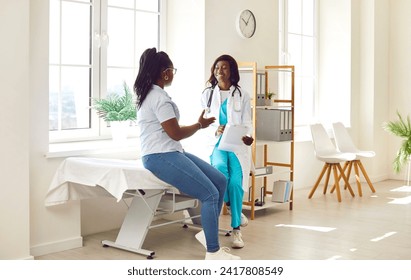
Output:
[201, 54, 254, 249]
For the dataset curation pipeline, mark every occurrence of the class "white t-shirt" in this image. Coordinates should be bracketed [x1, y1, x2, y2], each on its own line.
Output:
[137, 85, 183, 156]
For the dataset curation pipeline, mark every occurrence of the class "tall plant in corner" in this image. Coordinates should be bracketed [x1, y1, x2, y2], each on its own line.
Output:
[382, 111, 411, 173]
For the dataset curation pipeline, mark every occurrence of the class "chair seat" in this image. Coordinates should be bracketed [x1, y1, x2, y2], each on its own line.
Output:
[316, 152, 356, 163]
[355, 150, 375, 158]
[309, 123, 356, 202]
[332, 122, 376, 196]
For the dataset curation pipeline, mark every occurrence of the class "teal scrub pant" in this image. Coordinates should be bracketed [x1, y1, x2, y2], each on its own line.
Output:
[211, 147, 244, 228]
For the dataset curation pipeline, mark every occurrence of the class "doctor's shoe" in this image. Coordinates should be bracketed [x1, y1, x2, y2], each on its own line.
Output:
[205, 247, 241, 260]
[226, 206, 248, 227]
[195, 230, 207, 249]
[240, 213, 249, 227]
[231, 229, 244, 249]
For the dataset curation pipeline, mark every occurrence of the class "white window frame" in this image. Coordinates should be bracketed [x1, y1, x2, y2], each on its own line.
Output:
[49, 0, 166, 143]
[279, 0, 318, 138]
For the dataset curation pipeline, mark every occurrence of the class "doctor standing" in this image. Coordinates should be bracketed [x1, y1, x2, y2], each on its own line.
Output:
[200, 54, 254, 249]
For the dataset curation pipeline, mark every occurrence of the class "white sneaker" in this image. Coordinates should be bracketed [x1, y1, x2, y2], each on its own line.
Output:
[195, 230, 207, 249]
[231, 229, 244, 249]
[226, 206, 248, 227]
[240, 213, 249, 227]
[205, 247, 241, 260]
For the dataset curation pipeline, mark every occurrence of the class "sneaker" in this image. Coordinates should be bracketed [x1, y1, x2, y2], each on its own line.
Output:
[195, 230, 207, 249]
[231, 229, 244, 249]
[226, 206, 248, 227]
[240, 213, 249, 227]
[205, 247, 241, 260]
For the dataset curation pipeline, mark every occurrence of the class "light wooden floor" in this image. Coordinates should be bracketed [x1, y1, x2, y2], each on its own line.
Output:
[36, 180, 411, 260]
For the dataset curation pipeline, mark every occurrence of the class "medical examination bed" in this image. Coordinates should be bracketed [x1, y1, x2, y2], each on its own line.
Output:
[45, 157, 209, 259]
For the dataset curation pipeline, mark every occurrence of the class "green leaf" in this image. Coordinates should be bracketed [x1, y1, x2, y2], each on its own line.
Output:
[383, 111, 411, 173]
[92, 81, 137, 122]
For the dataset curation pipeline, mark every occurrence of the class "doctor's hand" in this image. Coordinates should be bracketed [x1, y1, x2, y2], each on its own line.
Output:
[198, 109, 215, 129]
[242, 135, 254, 146]
[215, 125, 225, 137]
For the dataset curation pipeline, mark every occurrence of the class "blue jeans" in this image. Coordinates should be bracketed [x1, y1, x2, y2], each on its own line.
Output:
[142, 151, 226, 252]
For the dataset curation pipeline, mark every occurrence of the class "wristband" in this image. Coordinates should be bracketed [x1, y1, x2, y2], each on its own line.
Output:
[197, 122, 202, 129]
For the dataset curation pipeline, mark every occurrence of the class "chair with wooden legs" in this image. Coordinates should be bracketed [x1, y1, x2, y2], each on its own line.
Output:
[308, 123, 356, 202]
[331, 122, 376, 196]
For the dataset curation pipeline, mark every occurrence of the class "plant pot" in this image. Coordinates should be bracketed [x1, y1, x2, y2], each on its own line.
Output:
[110, 121, 129, 145]
[265, 99, 276, 106]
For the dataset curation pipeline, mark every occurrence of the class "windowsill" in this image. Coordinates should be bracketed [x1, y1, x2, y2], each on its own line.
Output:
[46, 138, 141, 159]
[45, 126, 315, 159]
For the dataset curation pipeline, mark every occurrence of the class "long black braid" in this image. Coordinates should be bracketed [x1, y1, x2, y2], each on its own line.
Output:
[134, 48, 173, 108]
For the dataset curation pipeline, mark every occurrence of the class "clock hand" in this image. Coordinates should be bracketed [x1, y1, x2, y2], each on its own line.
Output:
[242, 17, 248, 25]
[245, 13, 252, 24]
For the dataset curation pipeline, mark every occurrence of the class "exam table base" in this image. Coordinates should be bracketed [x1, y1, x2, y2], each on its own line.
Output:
[101, 189, 204, 259]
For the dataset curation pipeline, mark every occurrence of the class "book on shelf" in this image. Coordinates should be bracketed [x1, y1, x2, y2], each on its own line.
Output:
[271, 180, 293, 203]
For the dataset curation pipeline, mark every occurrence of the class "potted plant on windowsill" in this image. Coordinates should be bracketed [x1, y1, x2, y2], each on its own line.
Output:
[92, 81, 137, 144]
[383, 111, 411, 184]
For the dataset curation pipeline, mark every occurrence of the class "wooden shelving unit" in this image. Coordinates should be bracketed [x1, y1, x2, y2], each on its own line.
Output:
[239, 64, 295, 220]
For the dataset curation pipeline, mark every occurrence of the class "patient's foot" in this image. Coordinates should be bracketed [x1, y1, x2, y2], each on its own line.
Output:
[205, 247, 241, 260]
[195, 230, 207, 249]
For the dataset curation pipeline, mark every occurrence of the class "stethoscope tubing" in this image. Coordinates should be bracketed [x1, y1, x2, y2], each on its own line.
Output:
[206, 86, 242, 112]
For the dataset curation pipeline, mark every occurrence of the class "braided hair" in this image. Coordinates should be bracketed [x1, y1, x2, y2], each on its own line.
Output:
[134, 48, 173, 108]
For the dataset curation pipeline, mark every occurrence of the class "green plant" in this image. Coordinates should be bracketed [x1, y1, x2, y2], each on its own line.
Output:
[382, 111, 411, 173]
[266, 92, 276, 100]
[92, 81, 137, 122]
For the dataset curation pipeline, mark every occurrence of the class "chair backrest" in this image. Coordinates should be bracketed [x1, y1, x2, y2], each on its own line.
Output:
[332, 122, 358, 153]
[310, 123, 338, 157]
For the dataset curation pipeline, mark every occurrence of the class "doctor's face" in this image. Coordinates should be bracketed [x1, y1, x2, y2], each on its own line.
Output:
[214, 60, 231, 85]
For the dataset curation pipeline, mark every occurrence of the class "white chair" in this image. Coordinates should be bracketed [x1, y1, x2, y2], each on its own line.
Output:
[308, 123, 356, 202]
[332, 122, 376, 196]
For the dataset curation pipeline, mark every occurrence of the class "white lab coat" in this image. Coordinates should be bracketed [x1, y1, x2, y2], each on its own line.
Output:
[200, 85, 253, 191]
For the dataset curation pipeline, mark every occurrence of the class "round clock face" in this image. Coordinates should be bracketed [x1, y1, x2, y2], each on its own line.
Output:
[237, 9, 256, 38]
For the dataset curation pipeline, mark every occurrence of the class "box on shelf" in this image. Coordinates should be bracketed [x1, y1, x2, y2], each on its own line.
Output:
[256, 108, 292, 141]
[271, 180, 293, 203]
[256, 94, 266, 106]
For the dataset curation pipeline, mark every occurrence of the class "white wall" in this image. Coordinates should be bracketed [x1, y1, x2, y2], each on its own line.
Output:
[0, 0, 31, 260]
[318, 0, 351, 125]
[1, 0, 409, 259]
[204, 0, 279, 74]
[388, 0, 411, 180]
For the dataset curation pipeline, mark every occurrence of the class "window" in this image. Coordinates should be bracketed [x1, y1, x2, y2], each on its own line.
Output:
[49, 0, 163, 142]
[279, 0, 316, 127]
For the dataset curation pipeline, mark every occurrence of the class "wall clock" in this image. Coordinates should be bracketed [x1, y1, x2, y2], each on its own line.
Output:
[236, 9, 256, 39]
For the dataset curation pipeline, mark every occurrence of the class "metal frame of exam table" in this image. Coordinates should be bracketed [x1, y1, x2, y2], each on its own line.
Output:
[101, 187, 229, 259]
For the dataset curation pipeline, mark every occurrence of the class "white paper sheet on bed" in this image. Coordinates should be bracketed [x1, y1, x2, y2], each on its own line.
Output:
[45, 157, 170, 206]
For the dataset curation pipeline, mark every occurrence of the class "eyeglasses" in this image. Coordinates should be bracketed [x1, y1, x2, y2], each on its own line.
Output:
[164, 67, 177, 75]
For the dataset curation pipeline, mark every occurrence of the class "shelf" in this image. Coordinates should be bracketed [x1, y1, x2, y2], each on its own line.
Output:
[239, 64, 295, 219]
[242, 198, 292, 212]
[256, 140, 293, 146]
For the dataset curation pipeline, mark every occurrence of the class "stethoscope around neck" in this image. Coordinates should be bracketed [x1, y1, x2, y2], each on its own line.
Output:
[206, 85, 242, 113]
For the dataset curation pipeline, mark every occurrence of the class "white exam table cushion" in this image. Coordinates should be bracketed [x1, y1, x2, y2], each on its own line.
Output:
[45, 157, 170, 206]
